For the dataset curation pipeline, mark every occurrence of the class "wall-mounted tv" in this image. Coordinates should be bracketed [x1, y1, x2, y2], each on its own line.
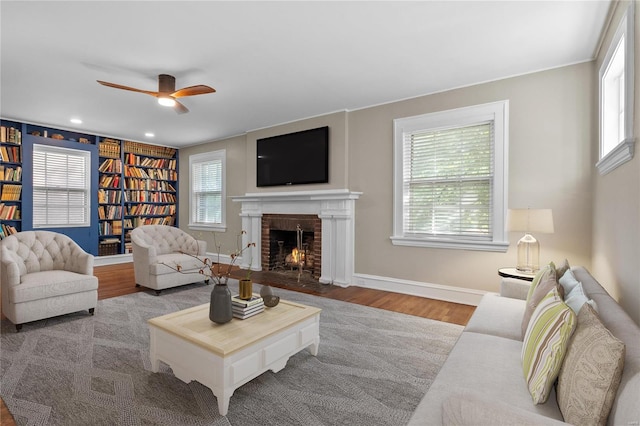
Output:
[256, 126, 329, 187]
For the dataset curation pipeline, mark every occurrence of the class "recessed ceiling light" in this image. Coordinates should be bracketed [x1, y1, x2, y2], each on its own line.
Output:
[145, 132, 155, 138]
[70, 118, 82, 124]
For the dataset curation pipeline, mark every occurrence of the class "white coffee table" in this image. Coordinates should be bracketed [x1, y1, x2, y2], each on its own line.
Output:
[148, 299, 321, 415]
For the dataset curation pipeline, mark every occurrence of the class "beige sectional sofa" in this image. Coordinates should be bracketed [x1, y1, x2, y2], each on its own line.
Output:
[130, 225, 208, 295]
[408, 266, 640, 425]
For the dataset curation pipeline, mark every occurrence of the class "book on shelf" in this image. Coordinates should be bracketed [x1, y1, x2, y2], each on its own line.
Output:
[0, 223, 18, 239]
[0, 203, 19, 220]
[0, 126, 22, 144]
[231, 295, 263, 307]
[0, 184, 21, 201]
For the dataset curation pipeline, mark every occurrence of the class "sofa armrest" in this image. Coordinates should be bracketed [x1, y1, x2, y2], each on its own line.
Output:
[442, 391, 567, 425]
[500, 278, 531, 300]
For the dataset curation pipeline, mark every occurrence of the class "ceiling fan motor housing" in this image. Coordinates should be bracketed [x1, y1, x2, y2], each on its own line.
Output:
[158, 74, 176, 94]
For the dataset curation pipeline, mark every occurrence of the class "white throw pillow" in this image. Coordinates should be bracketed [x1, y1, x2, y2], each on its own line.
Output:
[564, 282, 597, 315]
[559, 269, 580, 294]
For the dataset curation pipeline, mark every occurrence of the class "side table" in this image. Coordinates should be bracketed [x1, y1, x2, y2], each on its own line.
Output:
[498, 267, 535, 282]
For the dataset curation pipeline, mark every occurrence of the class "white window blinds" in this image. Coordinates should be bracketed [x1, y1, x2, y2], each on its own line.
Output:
[33, 144, 91, 227]
[403, 122, 494, 239]
[392, 100, 508, 252]
[190, 150, 226, 229]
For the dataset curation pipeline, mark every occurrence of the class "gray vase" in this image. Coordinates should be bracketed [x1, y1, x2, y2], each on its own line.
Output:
[209, 283, 232, 324]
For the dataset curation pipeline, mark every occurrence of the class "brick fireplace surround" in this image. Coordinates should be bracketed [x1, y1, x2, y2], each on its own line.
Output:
[261, 214, 322, 280]
[232, 189, 362, 287]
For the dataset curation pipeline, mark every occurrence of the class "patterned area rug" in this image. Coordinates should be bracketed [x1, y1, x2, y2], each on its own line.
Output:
[0, 281, 463, 425]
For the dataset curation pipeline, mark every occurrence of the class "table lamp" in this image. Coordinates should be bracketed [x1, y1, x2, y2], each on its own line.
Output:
[507, 208, 554, 273]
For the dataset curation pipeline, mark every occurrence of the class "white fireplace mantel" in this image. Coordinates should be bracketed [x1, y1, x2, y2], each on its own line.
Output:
[232, 189, 362, 286]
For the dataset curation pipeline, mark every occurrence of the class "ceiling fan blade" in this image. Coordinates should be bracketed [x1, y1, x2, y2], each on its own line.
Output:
[174, 100, 189, 114]
[171, 85, 216, 98]
[97, 80, 158, 97]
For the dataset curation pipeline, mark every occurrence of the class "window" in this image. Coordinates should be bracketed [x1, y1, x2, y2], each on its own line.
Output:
[33, 144, 91, 228]
[392, 101, 509, 251]
[597, 1, 635, 175]
[189, 150, 226, 230]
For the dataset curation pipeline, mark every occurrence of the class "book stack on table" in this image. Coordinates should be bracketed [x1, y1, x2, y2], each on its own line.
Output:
[232, 295, 265, 319]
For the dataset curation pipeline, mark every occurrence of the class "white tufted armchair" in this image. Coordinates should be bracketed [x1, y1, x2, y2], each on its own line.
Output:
[130, 225, 208, 295]
[0, 231, 98, 332]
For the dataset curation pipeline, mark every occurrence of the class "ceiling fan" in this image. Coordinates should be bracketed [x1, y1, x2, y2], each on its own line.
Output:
[97, 74, 215, 114]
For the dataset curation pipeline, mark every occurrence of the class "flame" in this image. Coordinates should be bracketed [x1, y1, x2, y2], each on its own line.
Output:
[291, 248, 300, 263]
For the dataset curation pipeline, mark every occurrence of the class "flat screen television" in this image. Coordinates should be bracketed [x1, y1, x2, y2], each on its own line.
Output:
[256, 126, 329, 187]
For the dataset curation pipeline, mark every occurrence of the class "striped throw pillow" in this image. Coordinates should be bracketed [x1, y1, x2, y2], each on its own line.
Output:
[521, 286, 576, 404]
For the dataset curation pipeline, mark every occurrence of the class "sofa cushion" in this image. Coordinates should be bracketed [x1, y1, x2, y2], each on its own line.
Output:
[522, 287, 576, 404]
[557, 304, 625, 426]
[407, 332, 565, 425]
[442, 390, 569, 426]
[11, 270, 98, 304]
[522, 263, 563, 338]
[464, 293, 525, 341]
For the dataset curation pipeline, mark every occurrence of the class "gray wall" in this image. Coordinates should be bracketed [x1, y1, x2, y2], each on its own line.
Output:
[179, 38, 639, 324]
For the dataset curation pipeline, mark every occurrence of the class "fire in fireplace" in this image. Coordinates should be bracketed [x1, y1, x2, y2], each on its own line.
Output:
[261, 214, 321, 280]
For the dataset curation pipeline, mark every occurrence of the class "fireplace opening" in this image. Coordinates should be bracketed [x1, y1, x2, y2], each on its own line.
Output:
[261, 214, 321, 281]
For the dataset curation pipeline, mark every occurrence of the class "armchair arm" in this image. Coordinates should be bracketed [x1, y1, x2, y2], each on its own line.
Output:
[500, 278, 531, 300]
[67, 244, 94, 275]
[131, 238, 157, 287]
[196, 239, 206, 256]
[1, 257, 21, 288]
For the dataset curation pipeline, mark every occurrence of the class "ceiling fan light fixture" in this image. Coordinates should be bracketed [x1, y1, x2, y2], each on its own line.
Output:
[158, 96, 176, 107]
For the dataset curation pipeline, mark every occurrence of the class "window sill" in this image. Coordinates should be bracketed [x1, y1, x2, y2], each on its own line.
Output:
[597, 138, 635, 175]
[390, 235, 509, 252]
[188, 224, 227, 232]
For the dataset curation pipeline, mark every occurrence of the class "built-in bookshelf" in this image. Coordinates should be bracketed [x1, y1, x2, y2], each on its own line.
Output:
[0, 119, 179, 256]
[98, 138, 124, 255]
[123, 140, 178, 254]
[0, 120, 22, 239]
[96, 139, 179, 256]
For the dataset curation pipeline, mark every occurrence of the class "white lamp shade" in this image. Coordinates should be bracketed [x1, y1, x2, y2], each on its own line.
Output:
[507, 209, 554, 234]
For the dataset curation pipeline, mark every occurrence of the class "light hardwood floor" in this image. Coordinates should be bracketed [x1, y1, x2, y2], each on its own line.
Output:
[94, 263, 475, 326]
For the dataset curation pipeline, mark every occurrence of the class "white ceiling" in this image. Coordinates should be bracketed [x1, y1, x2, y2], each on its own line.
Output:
[1, 1, 612, 148]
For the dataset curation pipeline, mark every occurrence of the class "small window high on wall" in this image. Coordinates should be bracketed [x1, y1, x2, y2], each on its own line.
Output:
[33, 144, 91, 227]
[597, 1, 635, 175]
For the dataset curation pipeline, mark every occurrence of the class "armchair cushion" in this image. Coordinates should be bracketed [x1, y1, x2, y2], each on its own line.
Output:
[11, 271, 98, 304]
[150, 253, 206, 276]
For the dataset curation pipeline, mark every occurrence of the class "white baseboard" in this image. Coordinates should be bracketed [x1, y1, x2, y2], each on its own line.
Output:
[95, 254, 483, 306]
[95, 253, 133, 266]
[352, 273, 485, 306]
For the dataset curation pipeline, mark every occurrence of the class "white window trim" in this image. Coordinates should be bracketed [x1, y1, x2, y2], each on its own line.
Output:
[188, 149, 226, 232]
[597, 1, 635, 175]
[391, 100, 509, 252]
[32, 143, 91, 228]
